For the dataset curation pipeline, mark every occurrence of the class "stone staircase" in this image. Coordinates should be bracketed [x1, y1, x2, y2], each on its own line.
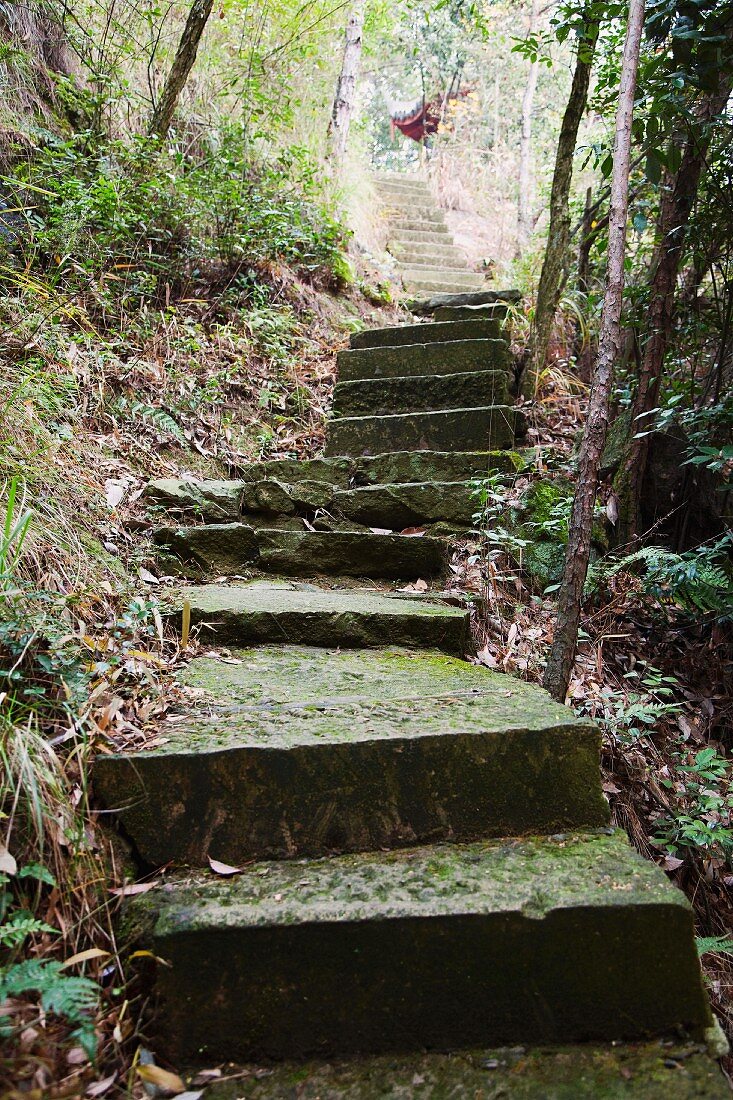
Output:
[374, 173, 488, 298]
[96, 296, 727, 1097]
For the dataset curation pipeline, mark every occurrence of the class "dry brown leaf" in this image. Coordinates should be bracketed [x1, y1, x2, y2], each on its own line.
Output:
[86, 1073, 117, 1097]
[60, 947, 110, 970]
[110, 879, 160, 897]
[208, 857, 243, 876]
[0, 842, 17, 875]
[136, 1064, 186, 1093]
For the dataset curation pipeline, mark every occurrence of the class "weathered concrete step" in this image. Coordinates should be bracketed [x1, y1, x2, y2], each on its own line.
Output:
[410, 288, 521, 315]
[217, 449, 524, 491]
[171, 583, 470, 653]
[404, 278, 489, 297]
[435, 302, 510, 321]
[389, 228, 453, 246]
[326, 407, 517, 457]
[375, 183, 433, 201]
[126, 831, 711, 1061]
[332, 370, 510, 417]
[195, 1042, 731, 1099]
[94, 645, 608, 865]
[390, 217, 449, 233]
[332, 480, 479, 528]
[390, 242, 467, 265]
[338, 338, 512, 381]
[154, 526, 446, 578]
[399, 264, 486, 287]
[349, 317, 505, 348]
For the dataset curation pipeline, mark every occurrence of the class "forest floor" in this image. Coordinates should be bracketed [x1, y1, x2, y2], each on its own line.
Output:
[2, 257, 732, 1095]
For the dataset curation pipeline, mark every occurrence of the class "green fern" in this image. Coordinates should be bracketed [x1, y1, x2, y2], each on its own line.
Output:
[109, 396, 188, 445]
[604, 537, 733, 618]
[696, 935, 733, 958]
[0, 958, 99, 1058]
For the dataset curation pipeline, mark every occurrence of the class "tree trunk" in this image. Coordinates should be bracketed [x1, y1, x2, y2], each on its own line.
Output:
[149, 0, 214, 141]
[613, 71, 733, 545]
[516, 0, 540, 257]
[543, 0, 646, 703]
[327, 0, 365, 163]
[523, 12, 598, 394]
[516, 56, 539, 256]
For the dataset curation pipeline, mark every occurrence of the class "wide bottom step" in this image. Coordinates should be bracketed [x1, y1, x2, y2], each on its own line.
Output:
[196, 1042, 729, 1099]
[130, 832, 710, 1062]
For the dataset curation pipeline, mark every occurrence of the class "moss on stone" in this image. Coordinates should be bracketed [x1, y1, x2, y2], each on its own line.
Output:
[332, 370, 510, 418]
[201, 1043, 729, 1099]
[325, 407, 518, 458]
[125, 831, 710, 1062]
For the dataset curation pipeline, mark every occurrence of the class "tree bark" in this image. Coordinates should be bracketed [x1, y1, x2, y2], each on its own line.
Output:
[613, 70, 733, 545]
[543, 0, 646, 702]
[516, 0, 540, 257]
[148, 0, 214, 141]
[523, 11, 598, 394]
[327, 0, 365, 163]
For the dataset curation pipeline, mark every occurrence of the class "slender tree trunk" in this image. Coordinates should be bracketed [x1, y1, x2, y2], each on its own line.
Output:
[516, 0, 540, 256]
[523, 12, 599, 394]
[148, 0, 214, 140]
[614, 72, 733, 544]
[327, 0, 365, 163]
[516, 53, 539, 255]
[543, 0, 645, 702]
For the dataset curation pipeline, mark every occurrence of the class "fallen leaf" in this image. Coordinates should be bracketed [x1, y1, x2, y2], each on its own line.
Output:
[60, 947, 110, 969]
[606, 493, 619, 526]
[413, 578, 428, 592]
[663, 855, 684, 872]
[476, 646, 497, 668]
[136, 1065, 186, 1093]
[110, 880, 160, 897]
[138, 567, 159, 584]
[208, 857, 243, 876]
[86, 1073, 117, 1097]
[400, 526, 426, 536]
[0, 842, 16, 875]
[105, 479, 128, 509]
[370, 527, 393, 535]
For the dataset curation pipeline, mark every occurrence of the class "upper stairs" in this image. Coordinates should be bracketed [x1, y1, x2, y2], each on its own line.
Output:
[374, 172, 488, 298]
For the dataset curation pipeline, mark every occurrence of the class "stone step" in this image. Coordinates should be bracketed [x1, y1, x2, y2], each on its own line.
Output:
[223, 449, 524, 490]
[398, 263, 486, 287]
[332, 480, 479, 528]
[154, 526, 446, 579]
[187, 1042, 731, 1099]
[388, 228, 454, 246]
[390, 217, 449, 233]
[94, 645, 608, 866]
[375, 182, 433, 200]
[125, 831, 711, 1062]
[435, 302, 510, 322]
[326, 407, 517, 457]
[171, 583, 470, 653]
[389, 242, 467, 265]
[404, 278, 489, 297]
[338, 339, 512, 381]
[410, 289, 522, 314]
[349, 318, 505, 349]
[332, 370, 510, 417]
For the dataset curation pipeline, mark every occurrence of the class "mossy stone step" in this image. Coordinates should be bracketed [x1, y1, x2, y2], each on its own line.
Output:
[94, 645, 608, 866]
[332, 481, 479, 528]
[399, 264, 487, 286]
[390, 244, 467, 266]
[325, 406, 517, 458]
[220, 450, 524, 492]
[404, 278, 489, 297]
[410, 289, 521, 315]
[435, 302, 510, 321]
[332, 370, 510, 418]
[154, 526, 446, 579]
[349, 318, 505, 349]
[174, 584, 470, 652]
[338, 339, 512, 381]
[195, 1042, 730, 1099]
[143, 478, 246, 521]
[125, 831, 710, 1062]
[389, 228, 453, 245]
[390, 217, 449, 233]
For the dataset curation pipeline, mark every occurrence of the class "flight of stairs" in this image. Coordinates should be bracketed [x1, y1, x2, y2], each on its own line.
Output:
[374, 172, 488, 298]
[96, 297, 726, 1096]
